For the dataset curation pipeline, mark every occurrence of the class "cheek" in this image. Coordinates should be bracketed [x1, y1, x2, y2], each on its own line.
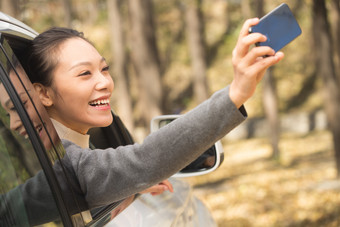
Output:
[27, 106, 39, 122]
[109, 77, 114, 92]
[9, 113, 19, 126]
[52, 84, 78, 104]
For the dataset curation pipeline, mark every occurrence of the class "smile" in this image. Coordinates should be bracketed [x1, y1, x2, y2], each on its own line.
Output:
[89, 98, 110, 107]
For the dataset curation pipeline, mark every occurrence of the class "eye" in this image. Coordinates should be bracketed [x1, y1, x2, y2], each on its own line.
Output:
[79, 70, 91, 76]
[9, 100, 27, 111]
[9, 106, 17, 113]
[102, 65, 110, 72]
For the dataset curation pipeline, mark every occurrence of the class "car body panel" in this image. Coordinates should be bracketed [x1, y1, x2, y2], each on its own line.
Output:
[106, 178, 216, 227]
[0, 12, 38, 39]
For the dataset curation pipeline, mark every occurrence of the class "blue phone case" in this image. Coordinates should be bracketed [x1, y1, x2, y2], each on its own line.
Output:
[249, 3, 302, 52]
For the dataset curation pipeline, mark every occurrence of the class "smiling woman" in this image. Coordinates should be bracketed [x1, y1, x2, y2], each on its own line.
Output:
[15, 18, 283, 218]
[23, 27, 174, 203]
[31, 37, 114, 134]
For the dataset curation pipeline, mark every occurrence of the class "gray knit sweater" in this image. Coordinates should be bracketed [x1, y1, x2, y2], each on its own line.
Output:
[61, 86, 247, 208]
[0, 86, 246, 226]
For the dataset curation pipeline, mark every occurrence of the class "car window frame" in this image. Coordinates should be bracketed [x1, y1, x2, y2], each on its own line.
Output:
[0, 34, 75, 226]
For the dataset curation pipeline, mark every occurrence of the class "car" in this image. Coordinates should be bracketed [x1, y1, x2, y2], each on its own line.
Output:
[0, 11, 223, 226]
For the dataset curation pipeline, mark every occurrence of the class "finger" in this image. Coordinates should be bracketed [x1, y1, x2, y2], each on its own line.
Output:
[234, 46, 275, 75]
[243, 46, 276, 65]
[248, 51, 284, 77]
[151, 192, 162, 196]
[166, 182, 174, 192]
[239, 18, 260, 38]
[160, 180, 174, 192]
[233, 33, 268, 60]
[235, 18, 261, 55]
[151, 186, 165, 193]
[243, 33, 267, 46]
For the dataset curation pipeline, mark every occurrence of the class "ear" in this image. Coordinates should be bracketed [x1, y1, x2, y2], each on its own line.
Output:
[33, 83, 54, 107]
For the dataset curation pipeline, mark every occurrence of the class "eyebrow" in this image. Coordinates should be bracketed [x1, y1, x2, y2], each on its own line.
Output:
[68, 57, 107, 71]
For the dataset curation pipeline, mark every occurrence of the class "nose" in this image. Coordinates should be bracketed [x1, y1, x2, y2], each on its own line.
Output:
[9, 112, 23, 132]
[94, 72, 114, 92]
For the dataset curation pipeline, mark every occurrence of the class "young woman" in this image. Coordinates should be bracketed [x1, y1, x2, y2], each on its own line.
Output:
[25, 23, 173, 196]
[23, 18, 283, 209]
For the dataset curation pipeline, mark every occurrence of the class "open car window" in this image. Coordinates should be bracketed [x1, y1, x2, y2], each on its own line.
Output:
[0, 37, 65, 226]
[0, 89, 62, 227]
[0, 35, 91, 226]
[0, 34, 138, 226]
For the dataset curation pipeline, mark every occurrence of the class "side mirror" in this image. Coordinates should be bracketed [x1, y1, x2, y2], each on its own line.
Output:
[150, 115, 224, 178]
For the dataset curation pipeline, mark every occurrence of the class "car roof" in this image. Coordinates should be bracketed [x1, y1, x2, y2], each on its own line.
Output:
[0, 11, 38, 40]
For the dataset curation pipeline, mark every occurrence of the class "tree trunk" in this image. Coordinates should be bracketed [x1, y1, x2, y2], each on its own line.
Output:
[255, 0, 265, 17]
[1, 0, 19, 18]
[292, 0, 304, 17]
[185, 0, 209, 104]
[263, 67, 280, 160]
[86, 0, 99, 25]
[331, 0, 340, 79]
[128, 0, 162, 129]
[241, 0, 252, 19]
[256, 0, 281, 160]
[107, 0, 134, 132]
[313, 0, 340, 178]
[61, 0, 73, 27]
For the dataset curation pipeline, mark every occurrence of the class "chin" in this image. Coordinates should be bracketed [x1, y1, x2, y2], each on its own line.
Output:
[97, 116, 113, 127]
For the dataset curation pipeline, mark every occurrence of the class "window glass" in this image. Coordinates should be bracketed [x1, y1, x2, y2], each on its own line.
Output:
[0, 36, 88, 226]
[0, 80, 63, 226]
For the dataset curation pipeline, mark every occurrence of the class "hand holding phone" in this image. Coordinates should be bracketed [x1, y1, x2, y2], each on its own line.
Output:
[248, 3, 302, 52]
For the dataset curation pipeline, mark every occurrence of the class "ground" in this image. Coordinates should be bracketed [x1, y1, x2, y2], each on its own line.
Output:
[186, 130, 340, 227]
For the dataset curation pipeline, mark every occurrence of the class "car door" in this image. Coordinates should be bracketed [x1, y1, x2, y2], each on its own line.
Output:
[0, 33, 77, 226]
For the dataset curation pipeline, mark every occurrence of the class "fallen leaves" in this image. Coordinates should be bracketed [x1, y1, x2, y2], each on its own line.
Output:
[186, 130, 340, 227]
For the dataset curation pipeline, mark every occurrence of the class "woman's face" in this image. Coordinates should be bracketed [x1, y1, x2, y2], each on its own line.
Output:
[0, 68, 59, 150]
[45, 37, 114, 134]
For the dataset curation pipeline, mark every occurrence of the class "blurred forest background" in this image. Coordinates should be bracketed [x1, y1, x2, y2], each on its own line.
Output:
[1, 0, 340, 226]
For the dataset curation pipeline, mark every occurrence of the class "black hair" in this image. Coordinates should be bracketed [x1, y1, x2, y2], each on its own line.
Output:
[25, 27, 91, 86]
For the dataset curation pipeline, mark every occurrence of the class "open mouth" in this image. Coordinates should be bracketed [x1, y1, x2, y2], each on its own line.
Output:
[18, 123, 44, 139]
[89, 98, 110, 107]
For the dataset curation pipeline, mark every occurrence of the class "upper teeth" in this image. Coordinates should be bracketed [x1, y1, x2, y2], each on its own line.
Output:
[89, 99, 110, 105]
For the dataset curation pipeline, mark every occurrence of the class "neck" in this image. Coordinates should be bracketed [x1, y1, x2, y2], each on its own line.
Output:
[50, 118, 90, 148]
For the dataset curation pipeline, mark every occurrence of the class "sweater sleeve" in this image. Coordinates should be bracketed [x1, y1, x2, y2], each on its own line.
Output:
[63, 86, 247, 208]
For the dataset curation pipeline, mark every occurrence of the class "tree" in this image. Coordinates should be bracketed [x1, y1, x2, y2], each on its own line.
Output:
[313, 0, 340, 177]
[256, 0, 281, 160]
[0, 0, 19, 18]
[61, 0, 74, 27]
[128, 0, 163, 129]
[184, 0, 209, 104]
[263, 67, 280, 160]
[107, 0, 134, 132]
[331, 0, 340, 77]
[241, 0, 251, 19]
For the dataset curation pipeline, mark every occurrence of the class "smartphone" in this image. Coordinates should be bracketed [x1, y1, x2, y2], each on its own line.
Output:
[248, 3, 302, 52]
